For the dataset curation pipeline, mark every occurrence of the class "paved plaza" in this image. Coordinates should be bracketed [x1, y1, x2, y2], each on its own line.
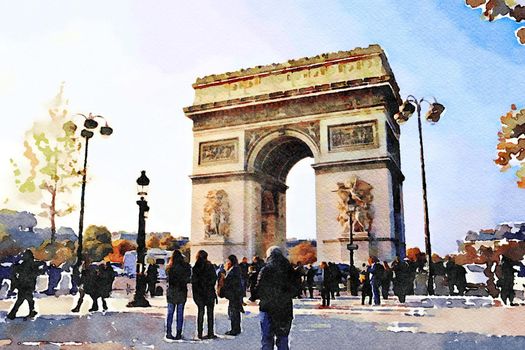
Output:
[1, 278, 525, 349]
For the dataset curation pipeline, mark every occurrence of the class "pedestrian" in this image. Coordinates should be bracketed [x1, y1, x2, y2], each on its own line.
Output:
[319, 261, 332, 307]
[192, 250, 218, 340]
[165, 250, 191, 340]
[328, 262, 341, 299]
[347, 264, 360, 296]
[250, 246, 298, 350]
[221, 254, 243, 336]
[43, 262, 62, 296]
[247, 265, 259, 298]
[455, 264, 467, 296]
[7, 250, 43, 319]
[499, 255, 517, 305]
[146, 261, 159, 298]
[360, 263, 372, 305]
[98, 262, 116, 311]
[445, 257, 458, 295]
[71, 260, 90, 313]
[392, 256, 410, 303]
[239, 256, 249, 297]
[84, 262, 100, 312]
[368, 256, 384, 306]
[381, 261, 393, 300]
[293, 262, 306, 299]
[305, 264, 316, 299]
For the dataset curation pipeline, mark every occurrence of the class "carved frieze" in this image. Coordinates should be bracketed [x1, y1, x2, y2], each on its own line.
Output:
[203, 189, 231, 239]
[328, 120, 378, 152]
[190, 86, 391, 131]
[199, 138, 239, 165]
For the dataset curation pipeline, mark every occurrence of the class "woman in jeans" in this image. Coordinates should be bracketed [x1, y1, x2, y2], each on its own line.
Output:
[165, 250, 191, 340]
[191, 250, 218, 340]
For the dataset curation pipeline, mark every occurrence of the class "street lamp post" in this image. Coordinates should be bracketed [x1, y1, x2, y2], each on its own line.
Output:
[394, 95, 445, 296]
[127, 170, 151, 308]
[347, 195, 358, 268]
[75, 114, 113, 268]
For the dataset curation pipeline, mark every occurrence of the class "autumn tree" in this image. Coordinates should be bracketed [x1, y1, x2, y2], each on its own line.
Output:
[465, 0, 525, 44]
[10, 84, 81, 242]
[83, 225, 113, 262]
[495, 105, 525, 186]
[160, 234, 180, 250]
[146, 234, 161, 249]
[105, 239, 137, 263]
[288, 241, 317, 265]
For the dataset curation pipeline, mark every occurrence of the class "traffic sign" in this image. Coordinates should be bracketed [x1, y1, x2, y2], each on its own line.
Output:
[346, 243, 359, 251]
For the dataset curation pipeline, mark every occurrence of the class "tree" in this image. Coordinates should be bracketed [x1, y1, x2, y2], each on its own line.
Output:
[160, 234, 180, 250]
[495, 105, 525, 187]
[146, 234, 161, 249]
[465, 1, 525, 44]
[105, 239, 137, 263]
[83, 225, 113, 262]
[10, 84, 82, 242]
[288, 241, 317, 265]
[180, 242, 191, 263]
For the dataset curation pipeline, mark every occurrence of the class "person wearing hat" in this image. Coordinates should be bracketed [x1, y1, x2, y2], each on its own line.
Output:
[250, 246, 298, 350]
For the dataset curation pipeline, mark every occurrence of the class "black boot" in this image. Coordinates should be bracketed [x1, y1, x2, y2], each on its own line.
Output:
[175, 330, 182, 340]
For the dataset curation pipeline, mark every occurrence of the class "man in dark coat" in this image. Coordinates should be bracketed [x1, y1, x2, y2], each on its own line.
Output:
[500, 255, 517, 305]
[250, 246, 298, 350]
[381, 261, 393, 300]
[166, 250, 192, 340]
[392, 257, 410, 303]
[305, 264, 316, 298]
[7, 250, 43, 319]
[222, 255, 243, 336]
[360, 263, 372, 305]
[83, 263, 101, 312]
[192, 250, 218, 339]
[98, 262, 116, 311]
[239, 256, 249, 297]
[146, 262, 159, 298]
[445, 257, 458, 295]
[347, 264, 360, 296]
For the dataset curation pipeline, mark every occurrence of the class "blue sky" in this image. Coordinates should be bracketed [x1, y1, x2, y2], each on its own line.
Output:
[1, 1, 525, 256]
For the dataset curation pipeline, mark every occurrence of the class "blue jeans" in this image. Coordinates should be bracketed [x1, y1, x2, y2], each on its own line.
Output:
[371, 282, 381, 305]
[260, 311, 289, 350]
[166, 302, 185, 335]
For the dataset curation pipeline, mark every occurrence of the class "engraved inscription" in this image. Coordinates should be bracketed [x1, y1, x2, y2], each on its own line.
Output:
[199, 138, 238, 165]
[329, 121, 378, 151]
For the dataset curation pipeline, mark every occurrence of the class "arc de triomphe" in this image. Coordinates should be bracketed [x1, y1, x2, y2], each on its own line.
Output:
[184, 45, 405, 264]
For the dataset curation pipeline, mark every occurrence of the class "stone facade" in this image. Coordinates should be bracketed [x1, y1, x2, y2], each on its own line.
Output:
[184, 45, 405, 265]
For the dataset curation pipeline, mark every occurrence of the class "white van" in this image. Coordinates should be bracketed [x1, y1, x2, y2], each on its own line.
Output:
[123, 249, 172, 279]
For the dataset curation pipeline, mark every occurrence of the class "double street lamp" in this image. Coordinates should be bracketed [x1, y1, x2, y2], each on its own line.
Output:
[75, 113, 113, 268]
[394, 95, 445, 296]
[127, 170, 151, 308]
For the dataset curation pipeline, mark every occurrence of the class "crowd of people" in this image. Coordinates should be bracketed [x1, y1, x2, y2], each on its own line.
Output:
[3, 248, 524, 349]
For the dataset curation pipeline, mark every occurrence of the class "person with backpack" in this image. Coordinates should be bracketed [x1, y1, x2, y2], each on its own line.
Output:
[165, 250, 191, 340]
[192, 250, 218, 340]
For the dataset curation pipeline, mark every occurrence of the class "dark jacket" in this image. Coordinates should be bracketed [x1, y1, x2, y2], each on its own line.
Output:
[222, 265, 242, 302]
[251, 250, 297, 336]
[99, 264, 116, 298]
[192, 259, 217, 305]
[167, 261, 191, 304]
[11, 255, 42, 292]
[82, 265, 99, 296]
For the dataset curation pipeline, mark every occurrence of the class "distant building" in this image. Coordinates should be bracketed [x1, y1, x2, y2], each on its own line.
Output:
[459, 222, 525, 251]
[286, 238, 317, 249]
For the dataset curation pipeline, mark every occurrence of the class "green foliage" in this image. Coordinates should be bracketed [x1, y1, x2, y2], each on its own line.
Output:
[83, 225, 113, 262]
[11, 84, 82, 241]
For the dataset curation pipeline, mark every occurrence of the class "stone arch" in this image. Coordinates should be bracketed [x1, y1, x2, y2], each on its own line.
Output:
[246, 128, 320, 181]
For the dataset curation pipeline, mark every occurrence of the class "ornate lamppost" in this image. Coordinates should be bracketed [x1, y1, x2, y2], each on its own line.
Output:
[75, 113, 113, 268]
[394, 95, 445, 296]
[346, 194, 358, 268]
[127, 170, 151, 307]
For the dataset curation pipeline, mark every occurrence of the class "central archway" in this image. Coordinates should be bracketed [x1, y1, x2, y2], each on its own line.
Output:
[248, 130, 317, 257]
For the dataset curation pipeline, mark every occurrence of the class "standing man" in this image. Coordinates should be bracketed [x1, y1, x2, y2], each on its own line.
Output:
[239, 256, 250, 300]
[146, 261, 159, 298]
[222, 255, 243, 336]
[305, 264, 316, 299]
[250, 246, 298, 350]
[7, 250, 43, 320]
[392, 256, 410, 303]
[368, 256, 384, 306]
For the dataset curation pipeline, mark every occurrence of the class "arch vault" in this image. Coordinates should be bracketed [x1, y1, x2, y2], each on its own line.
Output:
[184, 45, 406, 264]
